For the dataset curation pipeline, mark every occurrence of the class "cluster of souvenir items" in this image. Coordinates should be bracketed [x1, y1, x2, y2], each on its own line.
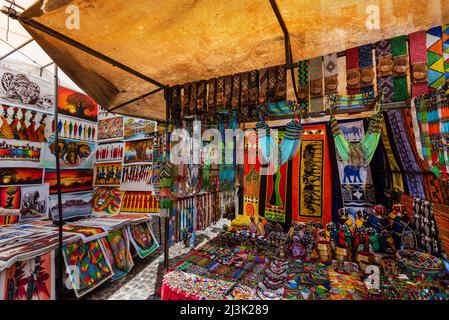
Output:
[284, 261, 330, 300]
[327, 261, 369, 300]
[256, 259, 288, 300]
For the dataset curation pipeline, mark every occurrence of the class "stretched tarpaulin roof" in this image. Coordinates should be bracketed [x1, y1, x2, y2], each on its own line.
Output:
[16, 0, 449, 120]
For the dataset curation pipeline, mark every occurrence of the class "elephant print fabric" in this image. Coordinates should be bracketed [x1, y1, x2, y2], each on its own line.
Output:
[41, 137, 95, 169]
[335, 120, 376, 214]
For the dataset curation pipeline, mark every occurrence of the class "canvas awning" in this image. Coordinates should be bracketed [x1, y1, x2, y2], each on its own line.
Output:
[11, 0, 449, 120]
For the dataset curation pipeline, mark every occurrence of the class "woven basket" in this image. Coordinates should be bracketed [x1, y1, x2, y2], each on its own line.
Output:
[396, 250, 445, 277]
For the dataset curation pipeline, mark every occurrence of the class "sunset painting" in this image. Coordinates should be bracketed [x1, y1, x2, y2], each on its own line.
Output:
[58, 86, 98, 122]
[0, 168, 43, 186]
[44, 169, 93, 194]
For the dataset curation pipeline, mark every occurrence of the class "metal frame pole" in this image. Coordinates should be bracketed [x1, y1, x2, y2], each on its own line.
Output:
[53, 65, 65, 300]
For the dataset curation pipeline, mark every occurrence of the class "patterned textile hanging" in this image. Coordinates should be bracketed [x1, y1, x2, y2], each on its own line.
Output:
[330, 94, 384, 167]
[279, 120, 303, 166]
[427, 26, 446, 90]
[413, 198, 447, 259]
[391, 35, 409, 102]
[409, 30, 429, 98]
[297, 60, 309, 112]
[444, 24, 449, 87]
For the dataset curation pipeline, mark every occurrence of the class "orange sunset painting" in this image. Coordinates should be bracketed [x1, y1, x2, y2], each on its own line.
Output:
[45, 169, 93, 194]
[0, 168, 43, 186]
[58, 86, 98, 122]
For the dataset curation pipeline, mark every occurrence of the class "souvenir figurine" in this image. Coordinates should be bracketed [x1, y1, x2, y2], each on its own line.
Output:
[287, 221, 299, 239]
[249, 216, 257, 235]
[368, 204, 390, 234]
[352, 226, 362, 253]
[390, 203, 411, 249]
[338, 208, 354, 231]
[326, 222, 338, 249]
[257, 217, 266, 238]
[379, 229, 395, 253]
[290, 235, 305, 258]
[367, 227, 380, 253]
[302, 229, 316, 262]
[355, 209, 368, 228]
[338, 225, 352, 248]
[265, 220, 275, 236]
[275, 221, 284, 233]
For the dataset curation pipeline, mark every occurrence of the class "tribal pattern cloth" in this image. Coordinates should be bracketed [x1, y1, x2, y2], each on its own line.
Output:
[386, 109, 426, 199]
[427, 26, 446, 90]
[409, 30, 429, 98]
[444, 24, 449, 86]
[375, 40, 394, 103]
[291, 124, 332, 225]
[309, 57, 324, 113]
[413, 198, 447, 259]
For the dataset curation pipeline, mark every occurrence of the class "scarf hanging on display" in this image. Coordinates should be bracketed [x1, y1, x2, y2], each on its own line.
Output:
[279, 119, 303, 166]
[248, 70, 260, 121]
[433, 202, 449, 257]
[231, 73, 241, 110]
[264, 131, 289, 223]
[444, 24, 449, 86]
[413, 91, 449, 179]
[297, 60, 309, 112]
[386, 109, 426, 199]
[332, 119, 376, 213]
[409, 30, 429, 98]
[216, 77, 225, 109]
[291, 123, 332, 225]
[182, 83, 191, 117]
[427, 26, 446, 90]
[391, 35, 409, 102]
[380, 122, 405, 193]
[375, 39, 394, 103]
[330, 95, 384, 167]
[207, 78, 217, 111]
[346, 47, 360, 95]
[267, 66, 278, 104]
[309, 57, 324, 113]
[326, 94, 367, 111]
[189, 82, 198, 115]
[259, 68, 269, 104]
[238, 72, 250, 121]
[324, 53, 339, 96]
[223, 76, 233, 110]
[413, 198, 447, 259]
[170, 86, 182, 123]
[359, 44, 375, 94]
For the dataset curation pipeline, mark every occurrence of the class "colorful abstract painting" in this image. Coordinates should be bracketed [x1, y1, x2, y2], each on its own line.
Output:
[123, 117, 156, 141]
[120, 191, 159, 213]
[98, 117, 124, 141]
[95, 142, 124, 163]
[100, 228, 134, 280]
[42, 137, 95, 169]
[0, 168, 43, 186]
[120, 164, 154, 191]
[94, 163, 122, 186]
[63, 240, 112, 298]
[44, 169, 93, 194]
[49, 191, 92, 221]
[124, 139, 153, 164]
[128, 222, 159, 259]
[58, 86, 98, 122]
[92, 187, 123, 215]
[19, 184, 49, 221]
[0, 139, 42, 168]
[0, 105, 52, 143]
[62, 225, 108, 242]
[0, 250, 55, 300]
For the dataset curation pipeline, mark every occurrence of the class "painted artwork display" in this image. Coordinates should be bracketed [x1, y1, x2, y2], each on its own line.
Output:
[94, 162, 122, 186]
[128, 222, 159, 258]
[124, 117, 156, 141]
[62, 225, 108, 242]
[42, 137, 95, 169]
[19, 184, 49, 221]
[58, 86, 98, 122]
[45, 169, 93, 194]
[49, 191, 92, 221]
[56, 116, 97, 142]
[97, 117, 123, 141]
[0, 231, 78, 271]
[121, 191, 159, 213]
[0, 187, 21, 216]
[63, 240, 112, 298]
[0, 250, 55, 300]
[0, 139, 42, 168]
[101, 228, 134, 280]
[0, 105, 52, 143]
[124, 139, 153, 164]
[0, 65, 54, 112]
[0, 214, 20, 225]
[120, 164, 154, 191]
[95, 142, 124, 163]
[0, 168, 43, 186]
[92, 187, 123, 215]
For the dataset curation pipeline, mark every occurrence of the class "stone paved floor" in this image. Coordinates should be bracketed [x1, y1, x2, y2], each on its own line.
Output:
[82, 218, 230, 300]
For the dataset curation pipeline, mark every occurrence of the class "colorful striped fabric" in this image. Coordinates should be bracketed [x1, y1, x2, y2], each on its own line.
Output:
[309, 57, 324, 113]
[443, 24, 449, 86]
[427, 26, 446, 90]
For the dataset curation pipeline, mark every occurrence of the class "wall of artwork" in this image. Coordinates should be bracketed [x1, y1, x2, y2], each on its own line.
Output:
[0, 62, 161, 300]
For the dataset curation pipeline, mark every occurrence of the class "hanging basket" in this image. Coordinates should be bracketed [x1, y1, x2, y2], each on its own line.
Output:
[396, 250, 445, 277]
